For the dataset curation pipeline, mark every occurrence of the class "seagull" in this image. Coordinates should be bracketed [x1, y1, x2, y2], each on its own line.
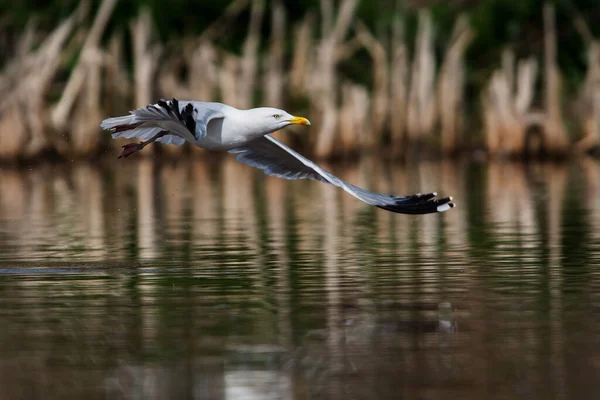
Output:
[101, 99, 455, 214]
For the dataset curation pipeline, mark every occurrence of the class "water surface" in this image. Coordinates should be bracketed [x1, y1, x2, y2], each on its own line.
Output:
[1, 157, 599, 399]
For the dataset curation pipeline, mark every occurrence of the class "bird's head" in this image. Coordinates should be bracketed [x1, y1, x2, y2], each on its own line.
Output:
[245, 107, 311, 135]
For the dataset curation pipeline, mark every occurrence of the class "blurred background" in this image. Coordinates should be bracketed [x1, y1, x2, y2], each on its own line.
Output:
[1, 0, 600, 160]
[2, 1, 600, 400]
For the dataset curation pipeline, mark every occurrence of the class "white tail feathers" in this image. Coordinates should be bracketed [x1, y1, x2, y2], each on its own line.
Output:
[101, 98, 198, 145]
[101, 115, 186, 146]
[100, 114, 136, 131]
[113, 126, 186, 145]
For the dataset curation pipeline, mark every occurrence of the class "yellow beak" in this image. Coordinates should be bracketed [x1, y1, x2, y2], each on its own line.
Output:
[288, 116, 311, 126]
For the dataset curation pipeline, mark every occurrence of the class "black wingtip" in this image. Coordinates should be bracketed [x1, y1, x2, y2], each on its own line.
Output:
[181, 103, 196, 134]
[377, 192, 456, 215]
[171, 98, 182, 120]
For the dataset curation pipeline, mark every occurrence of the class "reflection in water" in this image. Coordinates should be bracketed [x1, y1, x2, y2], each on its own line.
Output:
[1, 157, 600, 399]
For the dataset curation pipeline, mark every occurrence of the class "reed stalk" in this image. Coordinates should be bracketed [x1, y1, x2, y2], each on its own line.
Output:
[406, 9, 436, 144]
[543, 3, 569, 154]
[313, 0, 359, 159]
[437, 14, 473, 155]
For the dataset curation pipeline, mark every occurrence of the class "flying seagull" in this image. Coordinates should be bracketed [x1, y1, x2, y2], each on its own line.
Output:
[101, 99, 455, 214]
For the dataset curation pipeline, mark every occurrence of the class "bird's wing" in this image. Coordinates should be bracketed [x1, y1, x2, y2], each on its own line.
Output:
[108, 126, 187, 145]
[101, 98, 224, 142]
[229, 135, 455, 214]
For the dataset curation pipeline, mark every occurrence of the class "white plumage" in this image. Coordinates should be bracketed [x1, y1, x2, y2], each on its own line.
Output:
[101, 98, 455, 214]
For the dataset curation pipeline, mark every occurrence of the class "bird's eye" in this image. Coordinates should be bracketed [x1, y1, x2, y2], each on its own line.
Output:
[273, 114, 281, 119]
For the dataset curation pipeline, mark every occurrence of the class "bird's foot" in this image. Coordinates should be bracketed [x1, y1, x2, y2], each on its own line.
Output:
[118, 142, 144, 158]
[117, 130, 168, 158]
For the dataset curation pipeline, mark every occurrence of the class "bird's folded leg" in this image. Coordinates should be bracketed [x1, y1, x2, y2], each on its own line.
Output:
[118, 142, 144, 158]
[118, 130, 168, 158]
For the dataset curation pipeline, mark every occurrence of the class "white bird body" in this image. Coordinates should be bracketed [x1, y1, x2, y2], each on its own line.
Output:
[195, 105, 296, 150]
[101, 98, 455, 214]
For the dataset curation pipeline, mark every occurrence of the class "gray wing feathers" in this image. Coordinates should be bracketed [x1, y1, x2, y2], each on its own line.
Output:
[110, 126, 185, 145]
[191, 103, 225, 139]
[112, 126, 159, 140]
[157, 134, 186, 145]
[101, 99, 224, 142]
[229, 135, 328, 182]
[230, 135, 455, 214]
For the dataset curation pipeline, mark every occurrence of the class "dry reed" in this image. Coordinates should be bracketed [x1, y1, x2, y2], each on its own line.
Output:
[0, 1, 595, 161]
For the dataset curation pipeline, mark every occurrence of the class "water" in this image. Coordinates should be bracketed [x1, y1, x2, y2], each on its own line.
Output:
[1, 156, 600, 399]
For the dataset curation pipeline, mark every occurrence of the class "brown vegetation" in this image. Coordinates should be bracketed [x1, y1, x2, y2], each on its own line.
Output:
[482, 4, 572, 158]
[0, 0, 598, 161]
